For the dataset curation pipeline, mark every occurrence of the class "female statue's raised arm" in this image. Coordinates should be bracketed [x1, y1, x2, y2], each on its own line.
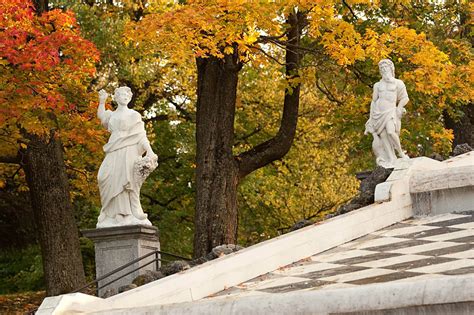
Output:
[98, 89, 111, 128]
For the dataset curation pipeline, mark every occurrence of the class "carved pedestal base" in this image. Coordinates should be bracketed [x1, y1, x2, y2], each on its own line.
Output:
[82, 225, 160, 297]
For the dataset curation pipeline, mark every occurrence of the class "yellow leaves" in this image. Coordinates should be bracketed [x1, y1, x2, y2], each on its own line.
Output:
[429, 128, 454, 156]
[386, 27, 456, 96]
[362, 29, 391, 62]
[321, 20, 365, 66]
[223, 46, 234, 55]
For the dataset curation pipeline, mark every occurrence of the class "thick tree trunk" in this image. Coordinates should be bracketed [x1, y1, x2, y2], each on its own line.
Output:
[193, 54, 241, 258]
[444, 104, 474, 149]
[193, 11, 304, 258]
[23, 135, 86, 296]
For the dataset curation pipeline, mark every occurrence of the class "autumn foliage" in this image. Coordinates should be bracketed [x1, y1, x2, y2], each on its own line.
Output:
[0, 0, 100, 157]
[0, 0, 472, 293]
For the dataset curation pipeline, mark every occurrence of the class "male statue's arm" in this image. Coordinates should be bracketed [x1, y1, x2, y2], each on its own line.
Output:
[365, 83, 378, 135]
[396, 82, 409, 117]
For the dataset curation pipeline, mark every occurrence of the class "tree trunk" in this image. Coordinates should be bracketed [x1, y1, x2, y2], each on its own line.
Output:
[193, 54, 241, 258]
[33, 0, 48, 14]
[193, 12, 304, 258]
[23, 135, 86, 296]
[444, 104, 474, 149]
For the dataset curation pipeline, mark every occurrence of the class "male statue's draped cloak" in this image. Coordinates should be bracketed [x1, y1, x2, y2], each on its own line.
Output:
[97, 109, 148, 225]
[367, 78, 408, 137]
[365, 78, 408, 166]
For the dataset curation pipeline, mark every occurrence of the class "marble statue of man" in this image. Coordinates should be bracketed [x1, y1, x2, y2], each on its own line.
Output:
[96, 86, 158, 228]
[365, 59, 409, 168]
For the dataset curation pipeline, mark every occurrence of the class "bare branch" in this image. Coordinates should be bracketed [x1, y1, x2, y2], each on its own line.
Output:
[0, 154, 21, 164]
[342, 0, 358, 20]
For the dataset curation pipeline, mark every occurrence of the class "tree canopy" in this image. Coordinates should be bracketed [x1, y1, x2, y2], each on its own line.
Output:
[0, 0, 472, 284]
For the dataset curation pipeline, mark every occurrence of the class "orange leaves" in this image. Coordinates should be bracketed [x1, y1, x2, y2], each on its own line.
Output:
[0, 0, 100, 151]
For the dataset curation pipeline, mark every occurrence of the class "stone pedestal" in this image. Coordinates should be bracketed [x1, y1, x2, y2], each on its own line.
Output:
[82, 225, 160, 297]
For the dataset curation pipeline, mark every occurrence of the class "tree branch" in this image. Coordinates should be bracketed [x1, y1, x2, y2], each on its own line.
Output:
[342, 0, 358, 20]
[143, 114, 169, 123]
[166, 96, 195, 122]
[237, 11, 305, 179]
[0, 154, 21, 164]
[234, 126, 262, 147]
[315, 77, 344, 105]
[142, 192, 178, 208]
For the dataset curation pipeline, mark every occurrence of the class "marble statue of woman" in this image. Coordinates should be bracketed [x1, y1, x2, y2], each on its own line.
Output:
[96, 86, 158, 228]
[365, 59, 409, 168]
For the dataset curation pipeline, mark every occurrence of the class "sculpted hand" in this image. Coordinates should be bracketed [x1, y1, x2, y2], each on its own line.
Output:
[99, 89, 109, 104]
[396, 107, 406, 118]
[148, 151, 158, 162]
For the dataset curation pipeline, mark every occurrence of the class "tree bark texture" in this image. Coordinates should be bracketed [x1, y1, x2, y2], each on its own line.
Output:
[33, 0, 48, 14]
[194, 54, 241, 258]
[23, 135, 86, 296]
[193, 12, 304, 258]
[444, 104, 474, 149]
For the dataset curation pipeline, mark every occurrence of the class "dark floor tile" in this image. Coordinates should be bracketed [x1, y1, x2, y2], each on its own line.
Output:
[332, 252, 400, 265]
[364, 239, 432, 252]
[302, 265, 368, 280]
[426, 215, 473, 227]
[347, 271, 422, 285]
[244, 272, 284, 284]
[395, 227, 463, 239]
[378, 222, 413, 231]
[452, 210, 474, 215]
[259, 279, 332, 293]
[440, 265, 474, 276]
[418, 243, 473, 257]
[449, 235, 474, 243]
[383, 256, 455, 271]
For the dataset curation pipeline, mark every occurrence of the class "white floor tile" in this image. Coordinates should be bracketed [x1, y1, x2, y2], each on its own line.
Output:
[355, 254, 430, 268]
[208, 289, 269, 300]
[442, 249, 474, 259]
[240, 276, 310, 290]
[392, 273, 446, 283]
[404, 214, 470, 225]
[311, 249, 375, 263]
[319, 268, 394, 283]
[273, 262, 344, 276]
[450, 222, 474, 229]
[343, 237, 408, 250]
[389, 241, 459, 255]
[419, 229, 473, 242]
[408, 259, 473, 274]
[371, 225, 438, 237]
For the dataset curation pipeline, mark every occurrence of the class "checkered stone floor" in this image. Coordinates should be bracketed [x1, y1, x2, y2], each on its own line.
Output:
[209, 212, 473, 299]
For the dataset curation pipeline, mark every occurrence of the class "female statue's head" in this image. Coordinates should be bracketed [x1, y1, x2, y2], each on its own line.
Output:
[113, 86, 133, 107]
[378, 59, 395, 79]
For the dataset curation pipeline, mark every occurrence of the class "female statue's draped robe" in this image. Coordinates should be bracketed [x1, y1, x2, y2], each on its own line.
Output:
[97, 109, 151, 228]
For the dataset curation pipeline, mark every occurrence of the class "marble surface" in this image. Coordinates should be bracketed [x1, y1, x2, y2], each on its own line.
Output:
[96, 87, 158, 228]
[365, 59, 410, 168]
[209, 212, 473, 299]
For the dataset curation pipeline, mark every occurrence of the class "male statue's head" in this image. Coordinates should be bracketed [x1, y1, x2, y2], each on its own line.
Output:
[113, 86, 133, 107]
[378, 59, 395, 81]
